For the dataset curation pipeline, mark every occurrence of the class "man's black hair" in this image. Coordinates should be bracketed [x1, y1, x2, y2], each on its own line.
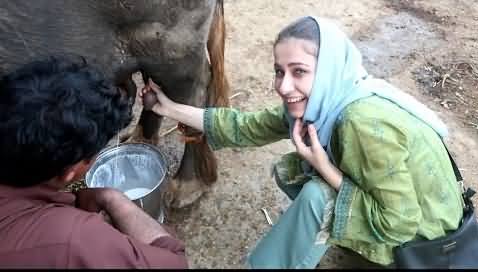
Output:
[0, 56, 132, 187]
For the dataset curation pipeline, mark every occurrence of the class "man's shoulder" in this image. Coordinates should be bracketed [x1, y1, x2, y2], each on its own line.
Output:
[29, 206, 133, 267]
[19, 204, 98, 246]
[0, 204, 104, 268]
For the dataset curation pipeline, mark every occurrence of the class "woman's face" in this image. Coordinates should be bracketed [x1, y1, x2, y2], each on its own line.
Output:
[274, 38, 317, 119]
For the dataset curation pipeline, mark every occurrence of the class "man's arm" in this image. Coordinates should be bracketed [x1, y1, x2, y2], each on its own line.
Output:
[74, 188, 188, 268]
[76, 188, 171, 244]
[69, 212, 187, 268]
[101, 189, 171, 244]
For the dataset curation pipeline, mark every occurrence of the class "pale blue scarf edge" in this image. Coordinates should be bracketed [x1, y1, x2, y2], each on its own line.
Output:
[284, 16, 448, 167]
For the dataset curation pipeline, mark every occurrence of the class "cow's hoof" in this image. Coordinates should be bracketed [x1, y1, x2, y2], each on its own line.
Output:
[161, 177, 208, 209]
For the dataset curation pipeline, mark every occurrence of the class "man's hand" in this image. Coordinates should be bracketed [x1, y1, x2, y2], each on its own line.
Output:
[75, 187, 116, 212]
[76, 186, 173, 244]
[75, 188, 122, 224]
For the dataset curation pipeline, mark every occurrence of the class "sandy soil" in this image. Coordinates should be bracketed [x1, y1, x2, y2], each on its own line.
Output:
[160, 0, 478, 268]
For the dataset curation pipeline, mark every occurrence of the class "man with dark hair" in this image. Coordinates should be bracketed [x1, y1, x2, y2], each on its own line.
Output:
[0, 57, 188, 268]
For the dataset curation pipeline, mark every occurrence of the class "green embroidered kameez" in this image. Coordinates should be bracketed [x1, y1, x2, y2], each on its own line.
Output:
[203, 96, 463, 267]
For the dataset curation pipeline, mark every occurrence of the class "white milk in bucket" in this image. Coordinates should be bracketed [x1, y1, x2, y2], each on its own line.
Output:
[124, 187, 151, 200]
[85, 143, 167, 223]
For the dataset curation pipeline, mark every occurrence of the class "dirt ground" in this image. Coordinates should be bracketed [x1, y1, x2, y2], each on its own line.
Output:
[160, 0, 478, 268]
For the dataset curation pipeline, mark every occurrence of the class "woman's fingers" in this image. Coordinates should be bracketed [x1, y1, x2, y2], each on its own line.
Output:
[148, 78, 161, 92]
[293, 119, 307, 151]
[148, 78, 169, 99]
[307, 124, 321, 148]
[292, 119, 301, 141]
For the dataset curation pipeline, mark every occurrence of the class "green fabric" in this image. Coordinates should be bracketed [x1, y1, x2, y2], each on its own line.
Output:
[203, 95, 464, 266]
[328, 96, 463, 265]
[204, 106, 289, 150]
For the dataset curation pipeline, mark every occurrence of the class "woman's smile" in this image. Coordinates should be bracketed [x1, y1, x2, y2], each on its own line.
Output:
[273, 38, 317, 119]
[285, 96, 306, 103]
[285, 97, 308, 119]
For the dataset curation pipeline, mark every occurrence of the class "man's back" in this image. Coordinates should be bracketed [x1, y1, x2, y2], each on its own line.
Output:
[0, 184, 187, 268]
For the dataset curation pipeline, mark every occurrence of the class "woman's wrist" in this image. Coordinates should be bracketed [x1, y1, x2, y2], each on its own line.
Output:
[316, 161, 343, 190]
[166, 103, 205, 132]
[152, 101, 174, 118]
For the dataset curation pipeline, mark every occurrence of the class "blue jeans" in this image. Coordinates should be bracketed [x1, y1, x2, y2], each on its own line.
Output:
[246, 178, 330, 268]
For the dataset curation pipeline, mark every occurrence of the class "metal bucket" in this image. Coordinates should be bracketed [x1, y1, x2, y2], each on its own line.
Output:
[85, 143, 167, 223]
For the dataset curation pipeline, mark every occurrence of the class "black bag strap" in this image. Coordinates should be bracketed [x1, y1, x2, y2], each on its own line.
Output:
[442, 143, 476, 212]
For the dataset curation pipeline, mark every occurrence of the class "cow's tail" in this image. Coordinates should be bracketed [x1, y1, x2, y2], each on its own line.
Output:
[206, 0, 229, 107]
[189, 0, 229, 185]
[193, 135, 217, 184]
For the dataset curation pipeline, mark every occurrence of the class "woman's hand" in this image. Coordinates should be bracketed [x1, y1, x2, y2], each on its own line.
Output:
[292, 119, 329, 170]
[138, 78, 176, 117]
[137, 78, 205, 132]
[292, 119, 343, 190]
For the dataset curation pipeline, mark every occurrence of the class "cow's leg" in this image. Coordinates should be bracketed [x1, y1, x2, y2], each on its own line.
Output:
[162, 0, 230, 208]
[161, 144, 209, 208]
[112, 0, 228, 208]
[161, 106, 219, 208]
[170, 0, 229, 183]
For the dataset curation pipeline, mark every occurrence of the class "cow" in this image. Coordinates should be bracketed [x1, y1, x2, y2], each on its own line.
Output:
[0, 0, 229, 208]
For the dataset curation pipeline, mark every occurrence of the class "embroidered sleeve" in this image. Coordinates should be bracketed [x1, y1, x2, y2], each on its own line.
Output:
[203, 105, 289, 150]
[331, 114, 421, 245]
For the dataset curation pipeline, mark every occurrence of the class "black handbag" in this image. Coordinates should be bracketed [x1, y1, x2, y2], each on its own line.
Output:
[393, 146, 478, 269]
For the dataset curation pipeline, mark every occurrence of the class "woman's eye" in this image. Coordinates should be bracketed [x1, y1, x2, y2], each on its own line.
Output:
[294, 69, 307, 76]
[275, 69, 284, 78]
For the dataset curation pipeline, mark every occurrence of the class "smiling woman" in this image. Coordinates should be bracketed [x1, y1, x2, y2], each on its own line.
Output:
[273, 17, 319, 119]
[138, 16, 463, 269]
[273, 38, 316, 118]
